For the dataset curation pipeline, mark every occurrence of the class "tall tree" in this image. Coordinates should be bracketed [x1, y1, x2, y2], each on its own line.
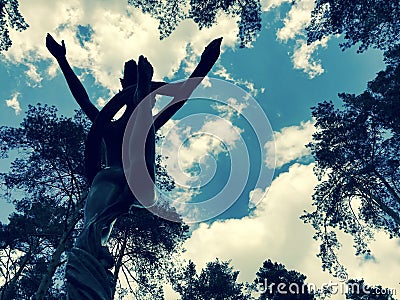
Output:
[306, 0, 400, 52]
[172, 259, 251, 300]
[0, 0, 28, 51]
[303, 46, 400, 273]
[0, 104, 188, 299]
[254, 259, 314, 300]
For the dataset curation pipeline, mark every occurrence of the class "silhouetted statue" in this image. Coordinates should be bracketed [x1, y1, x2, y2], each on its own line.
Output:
[46, 33, 221, 299]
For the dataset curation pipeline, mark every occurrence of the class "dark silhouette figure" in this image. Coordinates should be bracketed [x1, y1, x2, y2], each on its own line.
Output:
[46, 33, 221, 299]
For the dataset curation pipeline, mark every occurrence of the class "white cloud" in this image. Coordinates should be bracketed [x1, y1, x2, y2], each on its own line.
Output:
[182, 163, 320, 283]
[214, 64, 261, 96]
[4, 0, 239, 94]
[158, 115, 243, 189]
[180, 163, 400, 299]
[211, 97, 248, 120]
[261, 0, 292, 12]
[96, 96, 106, 108]
[274, 0, 330, 78]
[261, 0, 328, 78]
[25, 63, 43, 87]
[5, 92, 22, 115]
[265, 119, 315, 169]
[292, 38, 329, 78]
[276, 0, 315, 42]
[249, 187, 269, 209]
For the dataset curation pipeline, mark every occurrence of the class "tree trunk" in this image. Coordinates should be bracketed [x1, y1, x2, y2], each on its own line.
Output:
[0, 247, 33, 300]
[34, 212, 81, 300]
[111, 228, 128, 298]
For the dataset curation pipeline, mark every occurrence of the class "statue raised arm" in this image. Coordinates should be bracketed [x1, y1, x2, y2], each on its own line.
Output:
[46, 33, 222, 299]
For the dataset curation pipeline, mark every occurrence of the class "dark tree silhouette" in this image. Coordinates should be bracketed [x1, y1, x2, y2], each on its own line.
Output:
[0, 0, 28, 51]
[346, 279, 396, 300]
[129, 0, 262, 47]
[171, 259, 251, 300]
[254, 259, 314, 300]
[303, 46, 400, 273]
[306, 0, 400, 52]
[0, 104, 188, 299]
[1, 0, 261, 52]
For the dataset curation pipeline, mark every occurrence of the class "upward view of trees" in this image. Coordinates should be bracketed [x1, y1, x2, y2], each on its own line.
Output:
[3, 0, 400, 52]
[0, 0, 262, 52]
[171, 259, 251, 300]
[1, 0, 400, 299]
[303, 0, 400, 275]
[0, 0, 28, 51]
[0, 105, 188, 299]
[303, 45, 400, 273]
[128, 0, 262, 47]
[306, 0, 400, 52]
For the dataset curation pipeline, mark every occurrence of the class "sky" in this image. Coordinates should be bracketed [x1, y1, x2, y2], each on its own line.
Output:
[0, 0, 399, 299]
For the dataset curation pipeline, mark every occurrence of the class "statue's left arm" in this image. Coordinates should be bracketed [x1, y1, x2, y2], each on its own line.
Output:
[46, 33, 99, 122]
[153, 37, 222, 132]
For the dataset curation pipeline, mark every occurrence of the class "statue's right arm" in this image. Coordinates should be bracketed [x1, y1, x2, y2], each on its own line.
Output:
[46, 34, 99, 122]
[153, 37, 222, 132]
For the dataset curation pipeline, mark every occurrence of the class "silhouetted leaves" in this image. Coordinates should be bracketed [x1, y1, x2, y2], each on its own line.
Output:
[306, 0, 400, 52]
[172, 259, 251, 300]
[0, 0, 28, 52]
[254, 259, 314, 300]
[346, 279, 396, 299]
[0, 104, 188, 299]
[128, 0, 262, 47]
[303, 46, 400, 274]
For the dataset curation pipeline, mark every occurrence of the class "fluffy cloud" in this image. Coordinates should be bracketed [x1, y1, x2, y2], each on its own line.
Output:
[263, 0, 329, 78]
[276, 0, 315, 42]
[265, 119, 315, 168]
[292, 38, 329, 78]
[25, 63, 43, 87]
[180, 163, 400, 299]
[261, 0, 292, 12]
[5, 92, 22, 115]
[214, 64, 262, 96]
[158, 114, 243, 188]
[211, 97, 248, 120]
[5, 0, 239, 94]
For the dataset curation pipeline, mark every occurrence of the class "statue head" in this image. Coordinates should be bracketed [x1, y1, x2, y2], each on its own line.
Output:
[120, 59, 137, 89]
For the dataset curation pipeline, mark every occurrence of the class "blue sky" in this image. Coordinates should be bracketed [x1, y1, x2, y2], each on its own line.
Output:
[0, 0, 398, 299]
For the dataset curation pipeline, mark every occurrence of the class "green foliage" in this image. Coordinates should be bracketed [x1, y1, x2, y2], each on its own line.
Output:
[172, 259, 251, 300]
[0, 104, 188, 299]
[0, 0, 28, 52]
[0, 104, 88, 299]
[254, 259, 314, 300]
[306, 0, 400, 52]
[346, 279, 395, 299]
[128, 0, 262, 47]
[303, 46, 400, 273]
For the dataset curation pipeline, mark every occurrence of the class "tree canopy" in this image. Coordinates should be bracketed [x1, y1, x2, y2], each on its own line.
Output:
[306, 0, 400, 52]
[171, 259, 251, 300]
[0, 0, 28, 52]
[345, 279, 396, 300]
[128, 0, 262, 47]
[4, 0, 400, 53]
[254, 259, 314, 300]
[0, 104, 188, 299]
[303, 45, 400, 273]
